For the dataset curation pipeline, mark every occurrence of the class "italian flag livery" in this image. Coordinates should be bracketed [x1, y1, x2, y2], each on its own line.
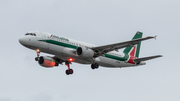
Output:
[124, 32, 142, 64]
[19, 31, 162, 75]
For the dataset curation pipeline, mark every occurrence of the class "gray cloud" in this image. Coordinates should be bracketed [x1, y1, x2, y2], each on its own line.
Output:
[0, 98, 12, 101]
[24, 92, 53, 101]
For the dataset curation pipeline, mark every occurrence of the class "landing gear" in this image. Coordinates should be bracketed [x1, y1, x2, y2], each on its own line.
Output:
[91, 58, 99, 69]
[66, 69, 74, 75]
[35, 49, 40, 61]
[91, 63, 99, 69]
[35, 57, 39, 61]
[65, 61, 74, 75]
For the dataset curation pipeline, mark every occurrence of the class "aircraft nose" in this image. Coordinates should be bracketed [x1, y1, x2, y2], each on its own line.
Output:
[19, 37, 26, 45]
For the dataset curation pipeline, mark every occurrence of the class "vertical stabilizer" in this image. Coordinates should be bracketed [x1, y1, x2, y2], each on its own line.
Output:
[123, 31, 143, 58]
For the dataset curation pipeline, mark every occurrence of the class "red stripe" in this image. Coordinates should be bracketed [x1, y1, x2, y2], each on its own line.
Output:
[130, 46, 136, 57]
[127, 46, 137, 64]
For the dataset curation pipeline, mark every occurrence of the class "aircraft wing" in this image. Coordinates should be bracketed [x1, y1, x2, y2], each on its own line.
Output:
[92, 36, 156, 55]
[134, 55, 162, 62]
[50, 56, 66, 64]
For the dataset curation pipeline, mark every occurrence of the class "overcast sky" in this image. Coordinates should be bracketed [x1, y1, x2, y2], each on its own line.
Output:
[0, 0, 180, 101]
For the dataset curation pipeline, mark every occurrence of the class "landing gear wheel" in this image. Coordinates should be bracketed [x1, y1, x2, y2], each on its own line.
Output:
[91, 64, 95, 69]
[35, 57, 39, 61]
[69, 69, 73, 74]
[95, 63, 99, 69]
[65, 61, 73, 75]
[65, 69, 74, 75]
[66, 69, 70, 75]
[91, 63, 99, 69]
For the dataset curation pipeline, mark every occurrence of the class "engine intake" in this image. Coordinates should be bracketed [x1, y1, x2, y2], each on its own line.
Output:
[38, 56, 56, 67]
[76, 47, 94, 58]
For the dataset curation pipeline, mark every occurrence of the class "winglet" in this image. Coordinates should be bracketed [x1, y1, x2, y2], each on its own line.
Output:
[154, 35, 157, 40]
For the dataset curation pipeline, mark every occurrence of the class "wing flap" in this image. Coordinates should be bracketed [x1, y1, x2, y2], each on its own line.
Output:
[134, 55, 162, 62]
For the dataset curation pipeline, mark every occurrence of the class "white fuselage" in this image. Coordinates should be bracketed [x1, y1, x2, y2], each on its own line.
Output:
[19, 31, 143, 68]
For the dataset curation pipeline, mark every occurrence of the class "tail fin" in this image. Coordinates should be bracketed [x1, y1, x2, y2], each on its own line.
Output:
[123, 31, 143, 58]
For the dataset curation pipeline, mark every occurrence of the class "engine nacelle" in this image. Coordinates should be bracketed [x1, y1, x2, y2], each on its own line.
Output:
[38, 56, 56, 68]
[76, 47, 94, 58]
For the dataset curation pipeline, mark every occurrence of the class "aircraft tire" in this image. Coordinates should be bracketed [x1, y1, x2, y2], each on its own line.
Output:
[69, 69, 73, 74]
[66, 70, 69, 75]
[91, 64, 96, 69]
[35, 57, 39, 61]
[94, 63, 99, 69]
[65, 69, 73, 75]
[91, 63, 99, 69]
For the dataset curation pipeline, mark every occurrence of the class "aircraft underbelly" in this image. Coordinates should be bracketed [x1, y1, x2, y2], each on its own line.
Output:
[39, 43, 138, 67]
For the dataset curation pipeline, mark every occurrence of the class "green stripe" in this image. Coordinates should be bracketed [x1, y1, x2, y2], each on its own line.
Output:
[39, 40, 128, 61]
[104, 54, 128, 61]
[135, 41, 141, 58]
[123, 31, 142, 58]
[39, 40, 78, 49]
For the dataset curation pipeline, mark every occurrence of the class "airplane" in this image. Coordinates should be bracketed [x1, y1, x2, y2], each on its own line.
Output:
[19, 31, 162, 75]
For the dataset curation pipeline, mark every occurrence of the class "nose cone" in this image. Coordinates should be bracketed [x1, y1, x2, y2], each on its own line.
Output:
[19, 37, 26, 45]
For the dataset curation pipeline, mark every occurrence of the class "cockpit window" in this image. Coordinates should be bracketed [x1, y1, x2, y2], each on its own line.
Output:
[25, 33, 36, 36]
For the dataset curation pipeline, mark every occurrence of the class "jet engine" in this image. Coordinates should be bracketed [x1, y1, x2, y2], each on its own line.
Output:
[76, 47, 94, 58]
[38, 56, 56, 67]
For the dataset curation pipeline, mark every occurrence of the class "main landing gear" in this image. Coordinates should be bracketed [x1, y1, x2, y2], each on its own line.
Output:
[35, 49, 40, 61]
[91, 58, 99, 69]
[65, 61, 73, 75]
[91, 63, 99, 69]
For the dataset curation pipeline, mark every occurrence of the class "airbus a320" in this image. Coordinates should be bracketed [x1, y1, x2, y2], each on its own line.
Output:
[19, 31, 162, 75]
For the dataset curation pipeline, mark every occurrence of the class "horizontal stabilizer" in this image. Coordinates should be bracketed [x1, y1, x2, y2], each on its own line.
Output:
[134, 55, 162, 62]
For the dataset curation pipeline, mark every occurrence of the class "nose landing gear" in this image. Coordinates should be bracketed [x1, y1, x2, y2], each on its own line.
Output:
[35, 49, 40, 61]
[65, 61, 74, 75]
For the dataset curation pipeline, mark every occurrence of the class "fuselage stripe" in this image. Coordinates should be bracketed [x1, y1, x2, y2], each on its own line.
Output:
[39, 40, 128, 62]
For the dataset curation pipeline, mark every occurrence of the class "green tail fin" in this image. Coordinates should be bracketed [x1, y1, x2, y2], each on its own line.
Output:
[123, 31, 143, 58]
